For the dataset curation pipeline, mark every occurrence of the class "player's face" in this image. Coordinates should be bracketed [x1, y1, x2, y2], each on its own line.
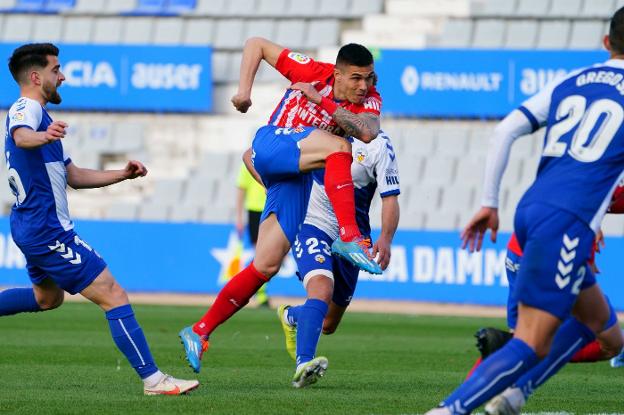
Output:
[335, 64, 375, 104]
[40, 55, 65, 105]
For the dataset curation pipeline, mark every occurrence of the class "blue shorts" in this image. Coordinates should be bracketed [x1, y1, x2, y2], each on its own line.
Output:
[512, 203, 597, 321]
[21, 231, 107, 295]
[252, 125, 316, 245]
[293, 224, 359, 307]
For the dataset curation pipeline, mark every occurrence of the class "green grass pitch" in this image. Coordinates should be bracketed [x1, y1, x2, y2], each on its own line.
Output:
[0, 302, 622, 414]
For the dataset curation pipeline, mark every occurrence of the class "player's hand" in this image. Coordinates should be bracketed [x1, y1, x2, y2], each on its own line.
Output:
[461, 207, 499, 253]
[236, 217, 244, 238]
[44, 120, 68, 142]
[231, 92, 252, 113]
[372, 236, 392, 270]
[290, 82, 322, 104]
[123, 160, 148, 179]
[594, 228, 605, 252]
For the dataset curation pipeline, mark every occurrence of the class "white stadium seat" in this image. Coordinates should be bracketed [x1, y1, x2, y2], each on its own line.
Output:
[472, 19, 506, 48]
[2, 14, 33, 41]
[515, 0, 551, 17]
[122, 17, 153, 45]
[504, 20, 538, 49]
[214, 19, 245, 49]
[169, 204, 202, 223]
[347, 0, 383, 17]
[138, 204, 169, 222]
[63, 16, 93, 43]
[305, 20, 340, 49]
[92, 17, 123, 44]
[537, 20, 570, 49]
[472, 0, 517, 17]
[255, 0, 287, 17]
[435, 129, 470, 157]
[581, 0, 614, 18]
[31, 15, 63, 43]
[183, 19, 214, 45]
[284, 0, 317, 16]
[105, 202, 139, 221]
[435, 19, 473, 48]
[152, 18, 184, 45]
[274, 19, 307, 49]
[318, 0, 349, 17]
[569, 20, 605, 49]
[548, 0, 582, 17]
[422, 157, 457, 185]
[224, 0, 257, 16]
[244, 19, 276, 40]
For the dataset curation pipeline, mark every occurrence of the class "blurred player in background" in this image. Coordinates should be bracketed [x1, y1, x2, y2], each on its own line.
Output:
[235, 161, 270, 307]
[277, 129, 400, 387]
[427, 8, 624, 414]
[0, 43, 199, 396]
[179, 37, 384, 373]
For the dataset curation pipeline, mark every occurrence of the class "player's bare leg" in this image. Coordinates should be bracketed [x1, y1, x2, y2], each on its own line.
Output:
[82, 268, 199, 395]
[32, 278, 65, 310]
[181, 214, 289, 372]
[0, 277, 64, 316]
[322, 302, 348, 335]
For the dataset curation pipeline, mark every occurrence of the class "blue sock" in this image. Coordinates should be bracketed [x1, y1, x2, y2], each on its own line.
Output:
[515, 318, 595, 399]
[0, 288, 41, 316]
[295, 299, 328, 366]
[442, 338, 538, 413]
[286, 304, 303, 326]
[105, 304, 158, 379]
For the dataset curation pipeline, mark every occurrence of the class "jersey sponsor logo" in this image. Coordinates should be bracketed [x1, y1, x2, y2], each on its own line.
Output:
[287, 52, 311, 64]
[363, 97, 381, 111]
[386, 176, 399, 185]
[355, 148, 368, 163]
[11, 112, 24, 122]
[314, 254, 326, 264]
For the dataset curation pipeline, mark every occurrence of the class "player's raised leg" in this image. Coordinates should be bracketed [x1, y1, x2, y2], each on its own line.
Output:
[0, 276, 64, 316]
[81, 267, 199, 395]
[298, 131, 381, 274]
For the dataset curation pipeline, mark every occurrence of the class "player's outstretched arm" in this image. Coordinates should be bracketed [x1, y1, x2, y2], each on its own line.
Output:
[373, 195, 400, 270]
[66, 160, 147, 189]
[12, 121, 67, 149]
[232, 37, 285, 113]
[461, 207, 499, 253]
[290, 82, 380, 142]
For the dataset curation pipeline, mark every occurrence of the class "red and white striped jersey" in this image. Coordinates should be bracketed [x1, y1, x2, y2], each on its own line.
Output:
[267, 49, 382, 135]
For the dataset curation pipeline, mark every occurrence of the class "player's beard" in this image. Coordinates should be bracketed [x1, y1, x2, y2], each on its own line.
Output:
[43, 81, 62, 104]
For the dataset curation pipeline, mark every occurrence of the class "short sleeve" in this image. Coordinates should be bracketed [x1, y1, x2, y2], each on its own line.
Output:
[62, 143, 72, 166]
[374, 132, 400, 198]
[237, 162, 250, 189]
[275, 49, 335, 84]
[8, 98, 42, 135]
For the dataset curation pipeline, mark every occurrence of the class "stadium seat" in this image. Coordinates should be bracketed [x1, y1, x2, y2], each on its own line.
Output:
[138, 204, 169, 222]
[584, 0, 615, 17]
[406, 183, 441, 215]
[471, 0, 516, 17]
[132, 0, 166, 15]
[45, 0, 75, 12]
[183, 18, 213, 45]
[152, 17, 184, 44]
[455, 158, 484, 186]
[386, 0, 471, 17]
[11, 0, 44, 13]
[305, 19, 340, 49]
[424, 211, 458, 230]
[403, 131, 437, 159]
[213, 180, 237, 209]
[614, 0, 624, 12]
[436, 129, 470, 157]
[274, 19, 307, 49]
[201, 205, 234, 223]
[318, 0, 349, 17]
[193, 0, 227, 16]
[214, 19, 245, 49]
[2, 14, 33, 41]
[112, 122, 145, 153]
[122, 17, 153, 44]
[472, 19, 506, 48]
[536, 20, 570, 49]
[224, 0, 256, 16]
[92, 17, 123, 44]
[347, 0, 383, 17]
[211, 52, 231, 83]
[569, 20, 605, 49]
[435, 19, 473, 48]
[166, 0, 196, 14]
[548, 0, 582, 17]
[184, 177, 218, 206]
[255, 0, 286, 17]
[515, 0, 551, 17]
[69, 0, 105, 14]
[284, 0, 317, 16]
[422, 157, 456, 185]
[31, 15, 63, 42]
[504, 20, 538, 49]
[105, 202, 139, 221]
[440, 184, 476, 213]
[600, 214, 624, 236]
[62, 16, 93, 43]
[105, 0, 137, 14]
[169, 204, 202, 222]
[244, 19, 276, 40]
[0, 0, 16, 12]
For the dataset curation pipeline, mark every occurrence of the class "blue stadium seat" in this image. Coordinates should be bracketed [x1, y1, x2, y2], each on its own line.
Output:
[12, 0, 44, 12]
[132, 0, 166, 15]
[45, 0, 75, 12]
[166, 0, 195, 13]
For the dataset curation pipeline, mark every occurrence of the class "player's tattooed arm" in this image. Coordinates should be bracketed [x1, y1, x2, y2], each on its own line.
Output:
[332, 109, 380, 143]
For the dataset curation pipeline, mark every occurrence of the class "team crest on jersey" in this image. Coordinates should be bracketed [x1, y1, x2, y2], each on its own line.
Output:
[288, 52, 311, 64]
[11, 112, 24, 122]
[315, 254, 326, 264]
[355, 148, 368, 164]
[293, 126, 305, 133]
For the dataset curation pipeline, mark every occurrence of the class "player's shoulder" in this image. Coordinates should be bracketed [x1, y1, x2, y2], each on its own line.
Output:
[9, 96, 42, 118]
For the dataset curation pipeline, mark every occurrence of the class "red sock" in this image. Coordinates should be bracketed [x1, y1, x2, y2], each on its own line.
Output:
[324, 151, 360, 241]
[570, 340, 602, 363]
[193, 263, 268, 338]
[466, 357, 482, 379]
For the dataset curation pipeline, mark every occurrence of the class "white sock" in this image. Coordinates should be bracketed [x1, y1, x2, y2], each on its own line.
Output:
[143, 370, 165, 388]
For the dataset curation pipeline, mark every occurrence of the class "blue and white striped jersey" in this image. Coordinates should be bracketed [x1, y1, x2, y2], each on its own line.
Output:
[5, 97, 73, 252]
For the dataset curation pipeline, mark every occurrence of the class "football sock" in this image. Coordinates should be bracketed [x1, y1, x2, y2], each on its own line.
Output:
[0, 288, 41, 316]
[295, 299, 328, 366]
[286, 305, 302, 326]
[105, 304, 158, 379]
[441, 338, 538, 412]
[324, 152, 360, 242]
[514, 318, 595, 399]
[570, 340, 602, 362]
[142, 370, 165, 388]
[193, 263, 268, 338]
[465, 357, 482, 379]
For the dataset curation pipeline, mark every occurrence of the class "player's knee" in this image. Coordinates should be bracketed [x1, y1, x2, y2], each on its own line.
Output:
[37, 290, 64, 310]
[322, 322, 337, 335]
[254, 261, 280, 278]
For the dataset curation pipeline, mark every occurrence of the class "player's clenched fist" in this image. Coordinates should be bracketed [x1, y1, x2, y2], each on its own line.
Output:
[123, 160, 148, 179]
[45, 120, 68, 142]
[231, 92, 252, 113]
[290, 82, 322, 104]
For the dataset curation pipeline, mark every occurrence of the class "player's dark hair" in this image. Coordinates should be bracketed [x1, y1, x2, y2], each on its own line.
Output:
[609, 7, 624, 55]
[8, 43, 59, 84]
[336, 43, 374, 68]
